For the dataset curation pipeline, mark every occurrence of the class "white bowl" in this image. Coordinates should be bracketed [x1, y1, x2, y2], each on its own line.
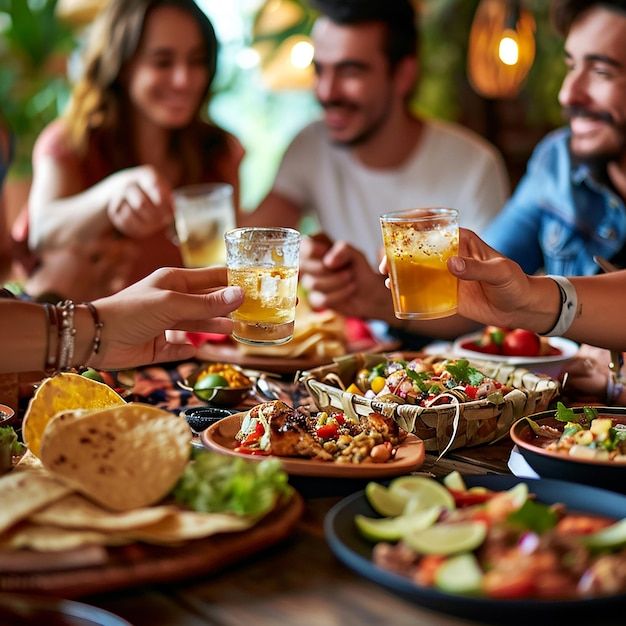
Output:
[451, 333, 579, 378]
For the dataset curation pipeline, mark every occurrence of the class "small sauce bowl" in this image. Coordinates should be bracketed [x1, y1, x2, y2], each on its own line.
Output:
[179, 364, 252, 407]
[0, 403, 16, 428]
[181, 406, 238, 433]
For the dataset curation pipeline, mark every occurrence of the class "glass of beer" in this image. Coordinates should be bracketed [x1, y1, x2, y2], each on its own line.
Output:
[173, 183, 235, 267]
[225, 227, 300, 345]
[380, 208, 459, 320]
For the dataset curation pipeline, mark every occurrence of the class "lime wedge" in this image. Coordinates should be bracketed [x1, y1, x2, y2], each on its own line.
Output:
[365, 482, 407, 517]
[404, 521, 487, 555]
[443, 471, 467, 492]
[435, 553, 484, 594]
[355, 506, 441, 542]
[389, 476, 455, 512]
[585, 519, 626, 550]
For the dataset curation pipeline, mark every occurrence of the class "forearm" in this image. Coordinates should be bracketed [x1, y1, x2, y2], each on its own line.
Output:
[0, 301, 95, 373]
[29, 182, 116, 250]
[564, 274, 626, 351]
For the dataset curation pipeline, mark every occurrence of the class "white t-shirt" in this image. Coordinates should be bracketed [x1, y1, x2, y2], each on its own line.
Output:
[272, 119, 510, 265]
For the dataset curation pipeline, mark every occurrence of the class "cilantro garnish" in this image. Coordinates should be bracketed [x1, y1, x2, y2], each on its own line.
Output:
[507, 500, 558, 534]
[554, 402, 598, 425]
[444, 359, 485, 386]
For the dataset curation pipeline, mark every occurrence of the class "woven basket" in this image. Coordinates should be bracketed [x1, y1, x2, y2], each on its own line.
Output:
[301, 353, 560, 454]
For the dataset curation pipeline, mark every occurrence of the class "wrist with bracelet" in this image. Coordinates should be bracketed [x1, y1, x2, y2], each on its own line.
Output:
[41, 300, 104, 374]
[540, 275, 578, 337]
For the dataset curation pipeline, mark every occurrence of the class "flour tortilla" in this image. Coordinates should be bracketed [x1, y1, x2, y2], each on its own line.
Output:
[0, 469, 72, 534]
[40, 403, 191, 511]
[30, 493, 177, 531]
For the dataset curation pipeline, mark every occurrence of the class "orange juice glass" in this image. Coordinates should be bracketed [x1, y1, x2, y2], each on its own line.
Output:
[380, 208, 459, 320]
[225, 228, 300, 345]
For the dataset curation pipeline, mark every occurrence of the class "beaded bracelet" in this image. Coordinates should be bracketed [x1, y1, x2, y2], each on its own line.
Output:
[57, 300, 77, 371]
[84, 302, 103, 357]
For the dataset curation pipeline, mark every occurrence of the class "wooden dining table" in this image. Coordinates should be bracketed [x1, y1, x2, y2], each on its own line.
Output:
[3, 361, 623, 626]
[81, 437, 623, 626]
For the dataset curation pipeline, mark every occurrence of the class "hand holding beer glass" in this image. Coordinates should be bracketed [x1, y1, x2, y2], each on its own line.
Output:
[225, 227, 300, 345]
[380, 208, 459, 320]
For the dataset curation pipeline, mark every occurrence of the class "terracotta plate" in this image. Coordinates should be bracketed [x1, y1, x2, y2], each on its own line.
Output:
[510, 407, 626, 493]
[201, 412, 425, 478]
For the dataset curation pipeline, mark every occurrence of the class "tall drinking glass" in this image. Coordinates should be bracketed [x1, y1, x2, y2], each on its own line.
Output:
[225, 227, 301, 345]
[380, 208, 459, 320]
[173, 183, 235, 267]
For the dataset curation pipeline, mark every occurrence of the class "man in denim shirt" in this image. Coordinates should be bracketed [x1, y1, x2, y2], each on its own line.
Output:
[484, 0, 626, 277]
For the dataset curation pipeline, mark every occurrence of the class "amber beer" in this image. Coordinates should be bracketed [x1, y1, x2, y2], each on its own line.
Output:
[173, 183, 235, 267]
[381, 208, 459, 320]
[225, 228, 300, 345]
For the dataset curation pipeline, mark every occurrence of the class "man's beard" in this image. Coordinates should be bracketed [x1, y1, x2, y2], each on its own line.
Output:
[322, 99, 391, 147]
[564, 105, 626, 164]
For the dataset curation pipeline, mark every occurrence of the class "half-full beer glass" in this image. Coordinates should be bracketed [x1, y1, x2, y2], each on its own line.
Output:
[225, 227, 300, 345]
[173, 183, 235, 267]
[381, 208, 459, 320]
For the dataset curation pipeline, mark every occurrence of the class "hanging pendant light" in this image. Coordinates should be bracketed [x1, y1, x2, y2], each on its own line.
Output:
[467, 0, 536, 99]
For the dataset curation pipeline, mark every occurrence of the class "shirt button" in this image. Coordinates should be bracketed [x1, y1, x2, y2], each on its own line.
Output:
[598, 226, 617, 240]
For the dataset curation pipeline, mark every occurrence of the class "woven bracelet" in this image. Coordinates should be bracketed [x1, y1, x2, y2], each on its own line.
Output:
[84, 302, 104, 357]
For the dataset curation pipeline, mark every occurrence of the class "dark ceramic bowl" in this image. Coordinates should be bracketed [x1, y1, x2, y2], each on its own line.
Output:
[179, 366, 252, 407]
[181, 406, 239, 433]
[510, 406, 626, 493]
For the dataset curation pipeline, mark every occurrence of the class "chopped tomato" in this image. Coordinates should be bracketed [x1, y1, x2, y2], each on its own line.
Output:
[464, 385, 478, 400]
[316, 423, 339, 439]
[449, 488, 494, 507]
[555, 515, 614, 535]
[241, 422, 265, 446]
[413, 555, 447, 586]
[333, 412, 345, 425]
[482, 569, 535, 599]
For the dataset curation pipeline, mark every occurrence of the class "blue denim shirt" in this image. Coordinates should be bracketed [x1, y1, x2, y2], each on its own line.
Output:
[484, 128, 626, 276]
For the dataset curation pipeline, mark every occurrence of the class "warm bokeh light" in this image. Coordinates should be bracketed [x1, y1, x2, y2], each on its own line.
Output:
[498, 34, 519, 66]
[290, 40, 313, 69]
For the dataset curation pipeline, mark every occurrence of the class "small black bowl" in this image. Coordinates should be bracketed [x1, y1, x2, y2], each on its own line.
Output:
[181, 406, 238, 433]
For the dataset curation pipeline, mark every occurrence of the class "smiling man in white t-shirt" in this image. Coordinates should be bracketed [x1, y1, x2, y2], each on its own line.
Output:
[242, 0, 509, 341]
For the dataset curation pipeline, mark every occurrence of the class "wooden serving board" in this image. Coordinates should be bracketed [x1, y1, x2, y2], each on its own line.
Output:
[0, 493, 303, 598]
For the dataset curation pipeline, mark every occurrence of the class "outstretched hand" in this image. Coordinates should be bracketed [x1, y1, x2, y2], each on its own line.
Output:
[89, 266, 243, 369]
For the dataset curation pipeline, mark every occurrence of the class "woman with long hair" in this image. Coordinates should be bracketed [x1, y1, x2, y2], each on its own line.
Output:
[25, 0, 242, 301]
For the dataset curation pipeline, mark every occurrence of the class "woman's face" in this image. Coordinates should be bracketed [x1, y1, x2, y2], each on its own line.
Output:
[126, 6, 211, 129]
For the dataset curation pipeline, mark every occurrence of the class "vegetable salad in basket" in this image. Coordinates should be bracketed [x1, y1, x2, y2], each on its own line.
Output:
[351, 358, 513, 406]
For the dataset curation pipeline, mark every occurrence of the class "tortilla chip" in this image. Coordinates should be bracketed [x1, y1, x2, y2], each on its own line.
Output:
[30, 493, 176, 531]
[40, 403, 192, 511]
[120, 510, 253, 545]
[23, 372, 125, 458]
[0, 470, 72, 534]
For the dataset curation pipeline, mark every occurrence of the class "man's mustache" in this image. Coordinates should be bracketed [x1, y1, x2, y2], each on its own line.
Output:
[321, 100, 358, 111]
[563, 106, 615, 126]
